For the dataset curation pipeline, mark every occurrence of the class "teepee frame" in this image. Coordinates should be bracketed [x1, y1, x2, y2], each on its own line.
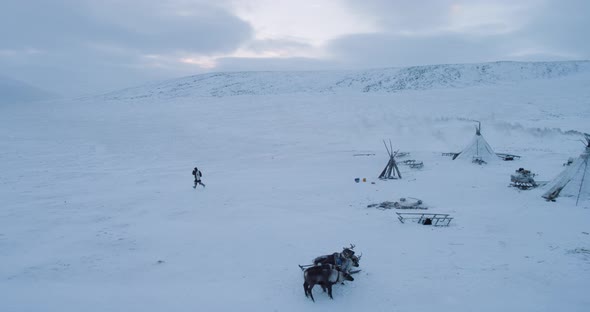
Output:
[379, 139, 402, 179]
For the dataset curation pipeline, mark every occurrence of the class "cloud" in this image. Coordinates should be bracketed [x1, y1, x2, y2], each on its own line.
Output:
[241, 39, 314, 56]
[342, 0, 456, 33]
[327, 32, 517, 68]
[512, 0, 590, 59]
[342, 0, 533, 34]
[0, 0, 253, 95]
[325, 0, 590, 68]
[0, 0, 252, 54]
[229, 0, 377, 44]
[0, 0, 588, 96]
[213, 56, 339, 72]
[266, 0, 589, 69]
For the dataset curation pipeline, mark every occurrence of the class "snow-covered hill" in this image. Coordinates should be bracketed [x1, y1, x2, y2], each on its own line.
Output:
[102, 60, 590, 100]
[0, 76, 58, 104]
[1, 61, 590, 311]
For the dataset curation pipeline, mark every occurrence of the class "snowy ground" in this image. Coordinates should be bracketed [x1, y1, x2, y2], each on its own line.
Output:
[1, 66, 590, 311]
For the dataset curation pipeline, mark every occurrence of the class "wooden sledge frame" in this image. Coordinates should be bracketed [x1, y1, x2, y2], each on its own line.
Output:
[442, 152, 521, 161]
[496, 153, 521, 161]
[401, 159, 424, 168]
[396, 212, 453, 226]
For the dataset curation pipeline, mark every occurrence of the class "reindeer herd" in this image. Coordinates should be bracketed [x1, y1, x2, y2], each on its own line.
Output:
[299, 244, 362, 302]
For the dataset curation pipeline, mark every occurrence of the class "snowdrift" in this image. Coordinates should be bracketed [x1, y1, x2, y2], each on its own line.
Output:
[1, 60, 590, 311]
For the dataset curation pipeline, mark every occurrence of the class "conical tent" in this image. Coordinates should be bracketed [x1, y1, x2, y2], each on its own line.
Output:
[379, 140, 402, 179]
[453, 122, 497, 163]
[542, 135, 590, 205]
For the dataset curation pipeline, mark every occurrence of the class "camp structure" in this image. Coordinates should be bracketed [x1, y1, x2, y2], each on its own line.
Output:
[542, 134, 590, 205]
[379, 140, 402, 179]
[453, 122, 498, 164]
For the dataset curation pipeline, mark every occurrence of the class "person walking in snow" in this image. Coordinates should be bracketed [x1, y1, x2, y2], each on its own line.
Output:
[192, 167, 205, 188]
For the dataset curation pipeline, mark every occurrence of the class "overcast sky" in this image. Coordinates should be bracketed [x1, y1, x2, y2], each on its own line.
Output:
[1, 0, 588, 96]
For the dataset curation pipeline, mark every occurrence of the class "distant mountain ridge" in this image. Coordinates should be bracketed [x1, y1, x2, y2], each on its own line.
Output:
[102, 60, 590, 100]
[0, 76, 58, 104]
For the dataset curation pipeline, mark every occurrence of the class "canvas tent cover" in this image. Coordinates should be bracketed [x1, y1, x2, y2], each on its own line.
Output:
[542, 145, 589, 204]
[454, 124, 497, 163]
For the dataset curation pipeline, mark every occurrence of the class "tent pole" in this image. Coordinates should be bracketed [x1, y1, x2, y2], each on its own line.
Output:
[576, 158, 588, 206]
[383, 140, 391, 156]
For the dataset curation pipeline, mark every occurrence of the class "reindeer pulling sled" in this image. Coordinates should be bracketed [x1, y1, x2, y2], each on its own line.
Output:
[299, 244, 362, 302]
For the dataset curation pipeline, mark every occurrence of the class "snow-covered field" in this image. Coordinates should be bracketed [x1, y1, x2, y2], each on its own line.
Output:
[1, 61, 589, 311]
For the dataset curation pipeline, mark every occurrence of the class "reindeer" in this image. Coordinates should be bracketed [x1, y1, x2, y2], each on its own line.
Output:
[303, 264, 354, 302]
[313, 244, 362, 273]
[350, 252, 362, 268]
